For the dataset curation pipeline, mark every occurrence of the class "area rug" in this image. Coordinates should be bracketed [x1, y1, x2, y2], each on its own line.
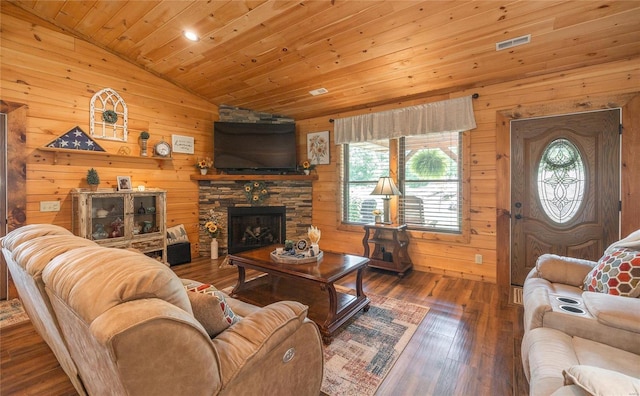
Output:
[321, 293, 429, 396]
[0, 298, 29, 329]
[217, 284, 430, 395]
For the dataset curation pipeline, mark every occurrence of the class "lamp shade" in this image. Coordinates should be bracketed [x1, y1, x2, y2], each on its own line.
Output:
[370, 177, 401, 197]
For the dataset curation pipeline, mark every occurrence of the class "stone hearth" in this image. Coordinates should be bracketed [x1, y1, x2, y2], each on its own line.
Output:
[198, 179, 312, 257]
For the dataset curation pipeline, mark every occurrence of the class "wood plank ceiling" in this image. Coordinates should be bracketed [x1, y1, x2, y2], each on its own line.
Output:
[8, 0, 640, 120]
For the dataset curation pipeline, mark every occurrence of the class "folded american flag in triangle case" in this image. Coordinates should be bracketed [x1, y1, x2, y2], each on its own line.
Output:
[46, 126, 105, 151]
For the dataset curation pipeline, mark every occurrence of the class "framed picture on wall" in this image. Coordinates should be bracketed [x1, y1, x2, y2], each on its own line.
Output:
[307, 131, 330, 165]
[117, 176, 132, 191]
[171, 134, 195, 154]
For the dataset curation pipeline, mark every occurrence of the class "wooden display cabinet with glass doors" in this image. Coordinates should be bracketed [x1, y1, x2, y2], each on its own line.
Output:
[71, 189, 167, 263]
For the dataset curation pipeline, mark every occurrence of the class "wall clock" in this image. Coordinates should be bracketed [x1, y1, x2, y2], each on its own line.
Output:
[154, 141, 171, 157]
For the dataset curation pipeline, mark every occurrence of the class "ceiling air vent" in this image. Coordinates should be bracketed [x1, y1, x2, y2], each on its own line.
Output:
[496, 34, 531, 51]
[309, 87, 329, 96]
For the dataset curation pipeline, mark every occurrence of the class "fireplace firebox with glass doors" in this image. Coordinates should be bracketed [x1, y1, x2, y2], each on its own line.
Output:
[227, 206, 286, 254]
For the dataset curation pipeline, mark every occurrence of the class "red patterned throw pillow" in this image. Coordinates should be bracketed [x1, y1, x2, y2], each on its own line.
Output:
[583, 248, 640, 297]
[185, 283, 240, 337]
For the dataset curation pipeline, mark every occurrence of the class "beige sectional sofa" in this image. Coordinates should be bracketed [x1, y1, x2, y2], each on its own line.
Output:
[521, 230, 640, 395]
[2, 224, 324, 396]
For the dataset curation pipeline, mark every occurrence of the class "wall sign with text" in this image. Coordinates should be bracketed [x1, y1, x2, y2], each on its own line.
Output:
[171, 134, 194, 154]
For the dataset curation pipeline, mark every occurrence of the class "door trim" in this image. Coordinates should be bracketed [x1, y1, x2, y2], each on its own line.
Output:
[496, 93, 639, 293]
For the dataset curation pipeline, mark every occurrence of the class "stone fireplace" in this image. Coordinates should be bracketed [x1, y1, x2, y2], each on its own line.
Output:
[198, 178, 312, 257]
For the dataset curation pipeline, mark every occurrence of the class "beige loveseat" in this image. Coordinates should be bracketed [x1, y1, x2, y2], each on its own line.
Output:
[2, 224, 324, 396]
[521, 230, 640, 395]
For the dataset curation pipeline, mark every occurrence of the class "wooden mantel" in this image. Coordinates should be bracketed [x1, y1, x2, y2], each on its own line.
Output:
[190, 173, 318, 181]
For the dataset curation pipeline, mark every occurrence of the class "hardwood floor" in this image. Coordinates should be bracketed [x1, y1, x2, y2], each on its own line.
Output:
[1, 256, 528, 395]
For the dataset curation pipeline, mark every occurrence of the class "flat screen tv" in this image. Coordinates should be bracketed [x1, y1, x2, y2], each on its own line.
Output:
[213, 121, 297, 174]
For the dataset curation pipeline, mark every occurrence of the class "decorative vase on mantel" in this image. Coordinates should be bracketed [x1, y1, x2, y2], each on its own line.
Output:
[200, 168, 208, 175]
[211, 238, 219, 259]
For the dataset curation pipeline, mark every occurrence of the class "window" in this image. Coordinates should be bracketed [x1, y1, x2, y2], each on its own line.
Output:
[342, 132, 467, 235]
[342, 140, 390, 223]
[399, 133, 463, 233]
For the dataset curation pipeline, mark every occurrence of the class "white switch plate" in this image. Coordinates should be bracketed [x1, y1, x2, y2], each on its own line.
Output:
[475, 254, 483, 264]
[40, 201, 61, 212]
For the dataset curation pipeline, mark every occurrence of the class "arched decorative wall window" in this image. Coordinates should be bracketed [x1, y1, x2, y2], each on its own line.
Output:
[90, 88, 128, 141]
[536, 138, 585, 224]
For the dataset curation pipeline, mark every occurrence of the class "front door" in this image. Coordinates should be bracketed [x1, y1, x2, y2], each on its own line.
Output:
[510, 110, 620, 286]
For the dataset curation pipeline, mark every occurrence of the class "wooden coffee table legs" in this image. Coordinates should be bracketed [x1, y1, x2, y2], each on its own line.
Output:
[318, 266, 370, 344]
[230, 266, 370, 344]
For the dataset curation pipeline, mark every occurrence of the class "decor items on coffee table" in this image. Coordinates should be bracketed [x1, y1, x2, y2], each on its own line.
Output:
[308, 225, 321, 255]
[71, 188, 167, 262]
[362, 223, 412, 277]
[227, 245, 370, 344]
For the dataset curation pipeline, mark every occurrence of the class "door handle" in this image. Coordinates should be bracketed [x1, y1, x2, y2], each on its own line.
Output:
[515, 214, 522, 220]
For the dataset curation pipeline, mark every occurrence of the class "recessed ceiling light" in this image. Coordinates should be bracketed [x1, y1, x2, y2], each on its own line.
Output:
[183, 30, 199, 42]
[309, 87, 329, 96]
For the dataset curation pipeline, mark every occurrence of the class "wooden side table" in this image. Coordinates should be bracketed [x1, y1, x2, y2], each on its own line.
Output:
[362, 223, 413, 277]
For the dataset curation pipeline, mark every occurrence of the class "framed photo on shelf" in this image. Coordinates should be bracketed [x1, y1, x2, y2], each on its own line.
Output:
[307, 130, 330, 165]
[116, 176, 132, 191]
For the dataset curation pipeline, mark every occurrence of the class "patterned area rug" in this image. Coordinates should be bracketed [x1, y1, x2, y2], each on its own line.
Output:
[321, 292, 429, 396]
[0, 298, 29, 329]
[221, 284, 429, 395]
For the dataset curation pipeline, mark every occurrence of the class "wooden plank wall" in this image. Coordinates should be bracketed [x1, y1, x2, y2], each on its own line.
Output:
[298, 58, 639, 283]
[2, 5, 638, 282]
[1, 7, 217, 257]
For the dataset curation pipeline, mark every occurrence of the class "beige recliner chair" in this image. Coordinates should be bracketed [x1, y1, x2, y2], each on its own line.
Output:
[3, 224, 324, 396]
[2, 224, 97, 395]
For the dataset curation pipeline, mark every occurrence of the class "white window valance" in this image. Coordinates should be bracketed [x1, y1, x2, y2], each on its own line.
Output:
[334, 95, 476, 144]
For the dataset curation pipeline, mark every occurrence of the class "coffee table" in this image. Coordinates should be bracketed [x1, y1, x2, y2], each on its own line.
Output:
[227, 245, 370, 344]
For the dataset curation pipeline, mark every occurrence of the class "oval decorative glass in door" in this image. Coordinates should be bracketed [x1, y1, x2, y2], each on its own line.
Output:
[536, 138, 585, 224]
